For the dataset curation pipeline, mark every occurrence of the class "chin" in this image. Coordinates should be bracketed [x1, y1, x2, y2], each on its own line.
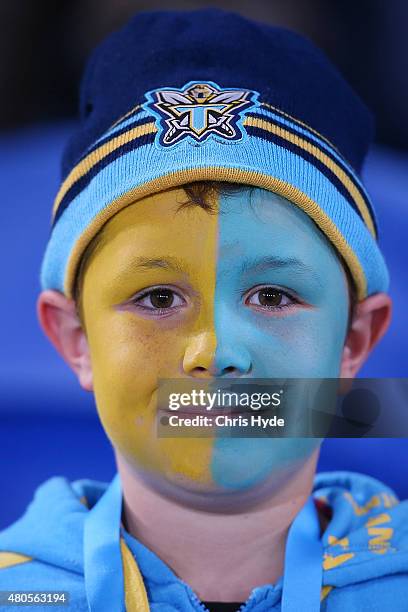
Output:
[135, 458, 313, 514]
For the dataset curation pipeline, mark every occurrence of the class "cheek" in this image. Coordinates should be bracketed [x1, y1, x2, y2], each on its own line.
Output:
[258, 313, 347, 377]
[85, 310, 217, 488]
[214, 308, 347, 378]
[86, 311, 181, 453]
[89, 310, 184, 386]
[90, 314, 158, 393]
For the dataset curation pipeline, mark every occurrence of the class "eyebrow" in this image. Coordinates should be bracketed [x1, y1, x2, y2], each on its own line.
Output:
[129, 256, 187, 274]
[238, 255, 321, 281]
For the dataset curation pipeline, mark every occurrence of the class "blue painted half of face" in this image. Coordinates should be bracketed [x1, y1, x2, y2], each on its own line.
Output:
[210, 188, 350, 491]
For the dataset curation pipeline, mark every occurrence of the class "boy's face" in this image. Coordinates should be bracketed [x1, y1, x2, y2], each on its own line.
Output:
[81, 187, 350, 507]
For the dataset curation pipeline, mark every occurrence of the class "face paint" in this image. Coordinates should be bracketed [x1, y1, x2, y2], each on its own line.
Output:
[82, 189, 219, 494]
[210, 188, 349, 493]
[81, 187, 349, 509]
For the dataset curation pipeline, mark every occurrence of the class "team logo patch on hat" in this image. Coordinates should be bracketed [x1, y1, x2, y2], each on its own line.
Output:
[144, 81, 259, 147]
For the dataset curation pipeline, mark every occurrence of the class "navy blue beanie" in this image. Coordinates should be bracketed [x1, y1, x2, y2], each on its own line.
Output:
[41, 8, 389, 300]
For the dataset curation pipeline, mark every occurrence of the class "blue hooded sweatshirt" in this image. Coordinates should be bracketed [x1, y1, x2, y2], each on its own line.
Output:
[0, 471, 407, 611]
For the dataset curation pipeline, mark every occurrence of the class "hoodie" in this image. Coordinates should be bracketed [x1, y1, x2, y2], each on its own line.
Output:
[0, 471, 407, 611]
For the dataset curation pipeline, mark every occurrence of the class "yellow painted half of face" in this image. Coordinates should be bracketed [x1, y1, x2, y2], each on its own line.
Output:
[82, 188, 219, 494]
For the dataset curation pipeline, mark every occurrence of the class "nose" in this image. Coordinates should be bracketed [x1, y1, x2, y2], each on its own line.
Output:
[213, 340, 252, 376]
[183, 331, 252, 377]
[182, 331, 216, 378]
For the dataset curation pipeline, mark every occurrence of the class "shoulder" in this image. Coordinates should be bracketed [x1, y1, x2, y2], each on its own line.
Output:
[0, 552, 87, 611]
[322, 573, 408, 611]
[0, 475, 106, 612]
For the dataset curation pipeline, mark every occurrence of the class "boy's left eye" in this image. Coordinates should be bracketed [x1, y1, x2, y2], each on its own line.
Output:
[245, 286, 296, 310]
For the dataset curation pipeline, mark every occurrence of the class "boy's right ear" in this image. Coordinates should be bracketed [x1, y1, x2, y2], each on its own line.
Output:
[37, 290, 93, 392]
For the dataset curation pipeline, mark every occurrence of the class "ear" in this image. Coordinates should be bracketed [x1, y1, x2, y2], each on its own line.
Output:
[37, 290, 93, 391]
[340, 292, 392, 378]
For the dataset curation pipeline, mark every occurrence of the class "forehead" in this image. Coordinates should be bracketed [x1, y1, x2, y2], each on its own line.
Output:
[89, 186, 344, 280]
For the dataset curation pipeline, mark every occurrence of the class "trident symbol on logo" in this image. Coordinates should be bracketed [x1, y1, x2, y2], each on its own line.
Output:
[145, 81, 259, 147]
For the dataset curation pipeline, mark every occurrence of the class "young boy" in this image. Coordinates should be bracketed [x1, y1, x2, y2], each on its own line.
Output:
[1, 8, 407, 611]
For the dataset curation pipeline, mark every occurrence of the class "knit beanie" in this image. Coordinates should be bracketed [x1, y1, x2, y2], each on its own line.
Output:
[40, 8, 389, 300]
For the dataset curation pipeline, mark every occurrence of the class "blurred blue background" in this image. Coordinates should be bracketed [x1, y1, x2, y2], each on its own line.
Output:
[0, 0, 407, 529]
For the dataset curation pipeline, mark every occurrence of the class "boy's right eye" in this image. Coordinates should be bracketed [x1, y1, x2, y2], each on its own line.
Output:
[131, 286, 185, 314]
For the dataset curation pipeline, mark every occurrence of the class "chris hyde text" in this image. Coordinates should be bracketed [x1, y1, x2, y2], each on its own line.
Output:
[166, 414, 285, 429]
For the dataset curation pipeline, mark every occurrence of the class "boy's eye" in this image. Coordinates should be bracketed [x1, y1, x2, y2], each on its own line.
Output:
[133, 287, 184, 311]
[146, 288, 175, 309]
[246, 286, 295, 310]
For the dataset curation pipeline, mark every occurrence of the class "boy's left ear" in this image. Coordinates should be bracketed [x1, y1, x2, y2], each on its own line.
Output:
[340, 292, 392, 378]
[37, 290, 93, 391]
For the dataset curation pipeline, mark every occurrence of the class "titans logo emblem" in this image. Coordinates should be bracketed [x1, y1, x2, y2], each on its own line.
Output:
[144, 81, 259, 147]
